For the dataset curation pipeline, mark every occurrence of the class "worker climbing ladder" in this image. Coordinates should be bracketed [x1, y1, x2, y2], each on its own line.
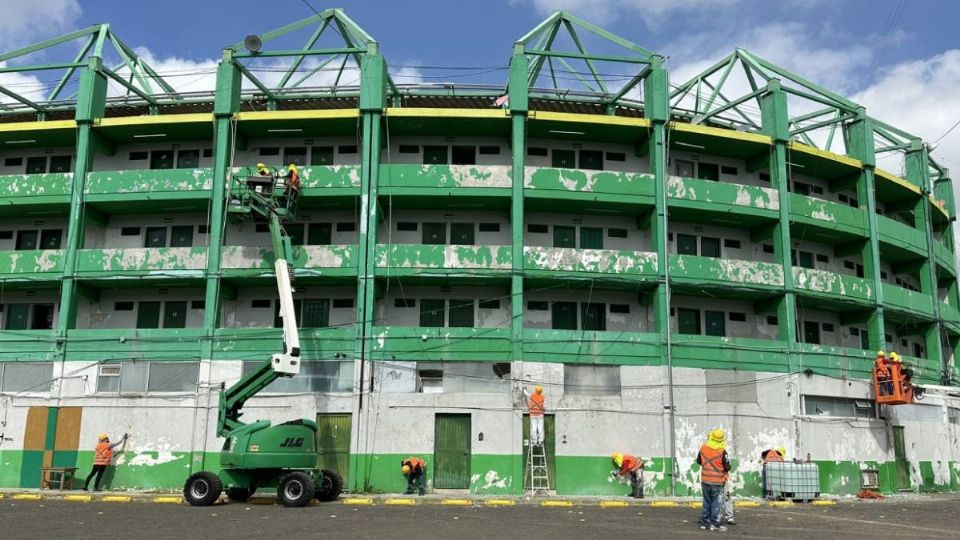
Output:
[525, 441, 550, 496]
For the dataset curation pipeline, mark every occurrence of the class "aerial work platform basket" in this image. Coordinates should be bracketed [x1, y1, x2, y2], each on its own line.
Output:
[873, 361, 915, 405]
[227, 172, 295, 221]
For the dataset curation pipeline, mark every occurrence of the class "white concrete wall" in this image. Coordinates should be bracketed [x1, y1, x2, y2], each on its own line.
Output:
[233, 138, 361, 168]
[0, 217, 68, 251]
[221, 285, 357, 328]
[0, 147, 75, 174]
[668, 150, 767, 188]
[670, 296, 775, 340]
[524, 288, 652, 333]
[223, 210, 359, 246]
[75, 288, 205, 329]
[377, 285, 511, 328]
[84, 213, 210, 249]
[92, 144, 214, 171]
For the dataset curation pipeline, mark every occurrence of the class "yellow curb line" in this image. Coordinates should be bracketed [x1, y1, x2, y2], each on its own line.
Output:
[541, 500, 573, 507]
[735, 501, 760, 507]
[64, 495, 93, 502]
[153, 497, 182, 504]
[485, 499, 516, 507]
[687, 502, 703, 508]
[101, 495, 132, 502]
[385, 498, 417, 506]
[812, 500, 836, 506]
[441, 499, 474, 506]
[13, 494, 42, 500]
[600, 501, 630, 508]
[343, 498, 374, 505]
[650, 501, 678, 507]
[769, 501, 794, 507]
[0, 494, 5, 499]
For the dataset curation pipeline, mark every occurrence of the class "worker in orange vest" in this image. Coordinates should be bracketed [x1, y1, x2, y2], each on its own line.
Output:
[528, 386, 546, 446]
[82, 432, 128, 491]
[401, 456, 426, 495]
[284, 163, 301, 211]
[874, 350, 892, 396]
[697, 429, 731, 531]
[611, 453, 645, 498]
[760, 447, 786, 498]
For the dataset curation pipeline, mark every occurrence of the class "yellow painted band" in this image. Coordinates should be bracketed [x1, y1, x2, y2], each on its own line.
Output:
[532, 111, 650, 128]
[650, 501, 679, 507]
[484, 499, 516, 506]
[237, 110, 359, 122]
[812, 500, 837, 506]
[734, 501, 760, 507]
[385, 498, 417, 506]
[687, 502, 703, 508]
[0, 120, 76, 133]
[600, 500, 631, 508]
[541, 500, 574, 507]
[789, 142, 862, 169]
[769, 501, 794, 507]
[13, 493, 42, 500]
[64, 495, 93, 502]
[671, 122, 771, 145]
[101, 495, 132, 502]
[385, 108, 507, 120]
[97, 113, 213, 127]
[343, 498, 374, 505]
[153, 496, 182, 504]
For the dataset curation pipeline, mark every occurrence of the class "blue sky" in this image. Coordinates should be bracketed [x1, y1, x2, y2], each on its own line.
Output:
[4, 0, 960, 173]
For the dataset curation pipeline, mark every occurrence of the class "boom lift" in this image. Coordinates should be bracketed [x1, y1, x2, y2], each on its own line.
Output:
[183, 170, 343, 507]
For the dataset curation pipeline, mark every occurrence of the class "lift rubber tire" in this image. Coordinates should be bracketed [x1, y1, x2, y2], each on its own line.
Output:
[278, 472, 315, 507]
[184, 472, 223, 506]
[226, 487, 254, 503]
[315, 469, 343, 502]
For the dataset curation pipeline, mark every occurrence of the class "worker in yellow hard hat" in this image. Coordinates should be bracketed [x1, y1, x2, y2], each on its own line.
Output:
[82, 432, 128, 491]
[889, 351, 901, 363]
[256, 162, 270, 176]
[610, 452, 645, 498]
[527, 385, 546, 446]
[400, 456, 426, 495]
[874, 350, 893, 397]
[697, 429, 731, 531]
[283, 163, 301, 211]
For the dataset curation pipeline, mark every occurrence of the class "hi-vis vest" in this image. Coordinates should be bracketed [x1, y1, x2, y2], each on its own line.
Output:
[94, 442, 113, 465]
[529, 393, 545, 416]
[402, 457, 425, 471]
[698, 444, 728, 484]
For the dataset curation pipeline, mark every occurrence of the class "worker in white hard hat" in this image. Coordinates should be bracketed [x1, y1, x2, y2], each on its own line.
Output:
[82, 432, 128, 491]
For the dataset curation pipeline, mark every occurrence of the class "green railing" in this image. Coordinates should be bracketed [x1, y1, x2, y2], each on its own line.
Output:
[524, 247, 657, 278]
[0, 329, 58, 362]
[213, 327, 356, 361]
[877, 215, 926, 257]
[380, 164, 512, 193]
[63, 328, 205, 362]
[376, 244, 512, 273]
[76, 247, 208, 277]
[789, 194, 867, 236]
[370, 326, 512, 362]
[524, 167, 654, 203]
[667, 176, 779, 212]
[881, 283, 934, 318]
[670, 255, 783, 288]
[221, 245, 357, 276]
[934, 240, 956, 276]
[0, 172, 71, 205]
[523, 328, 660, 364]
[793, 267, 874, 303]
[85, 168, 212, 195]
[0, 249, 65, 280]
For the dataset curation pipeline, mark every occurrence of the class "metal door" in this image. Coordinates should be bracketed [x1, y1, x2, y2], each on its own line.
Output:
[422, 223, 446, 244]
[316, 413, 351, 487]
[5, 303, 30, 330]
[163, 301, 187, 329]
[553, 226, 575, 248]
[169, 226, 194, 247]
[892, 426, 911, 490]
[579, 227, 603, 249]
[434, 414, 471, 489]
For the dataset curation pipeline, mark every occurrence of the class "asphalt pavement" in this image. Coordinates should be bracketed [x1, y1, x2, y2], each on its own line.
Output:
[1, 495, 955, 540]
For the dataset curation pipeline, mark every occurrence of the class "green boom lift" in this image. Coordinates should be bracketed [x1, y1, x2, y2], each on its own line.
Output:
[183, 169, 343, 507]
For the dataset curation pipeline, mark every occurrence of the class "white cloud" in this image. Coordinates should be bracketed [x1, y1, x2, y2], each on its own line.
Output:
[519, 0, 741, 25]
[0, 0, 82, 50]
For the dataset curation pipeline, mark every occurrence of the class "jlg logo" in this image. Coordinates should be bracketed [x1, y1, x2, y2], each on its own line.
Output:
[279, 437, 305, 448]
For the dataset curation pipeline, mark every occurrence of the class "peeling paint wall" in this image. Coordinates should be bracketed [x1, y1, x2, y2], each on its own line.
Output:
[671, 255, 784, 287]
[666, 175, 779, 211]
[76, 288, 205, 329]
[224, 210, 359, 247]
[524, 246, 657, 276]
[377, 244, 512, 271]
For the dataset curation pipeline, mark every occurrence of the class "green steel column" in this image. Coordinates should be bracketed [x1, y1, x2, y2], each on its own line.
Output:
[352, 49, 387, 493]
[905, 139, 945, 380]
[759, 80, 798, 355]
[643, 56, 674, 495]
[508, 47, 528, 375]
[56, 56, 107, 333]
[847, 108, 885, 352]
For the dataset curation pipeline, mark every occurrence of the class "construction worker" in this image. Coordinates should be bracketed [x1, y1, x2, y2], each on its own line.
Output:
[875, 350, 893, 396]
[82, 432, 128, 491]
[611, 452, 645, 498]
[528, 385, 545, 446]
[697, 429, 731, 531]
[256, 162, 271, 176]
[760, 447, 785, 498]
[284, 163, 301, 211]
[401, 456, 426, 496]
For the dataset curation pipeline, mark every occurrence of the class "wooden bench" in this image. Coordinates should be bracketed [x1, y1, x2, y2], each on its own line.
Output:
[40, 467, 77, 490]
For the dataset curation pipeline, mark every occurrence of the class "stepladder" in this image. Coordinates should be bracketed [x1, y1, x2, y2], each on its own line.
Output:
[525, 441, 550, 496]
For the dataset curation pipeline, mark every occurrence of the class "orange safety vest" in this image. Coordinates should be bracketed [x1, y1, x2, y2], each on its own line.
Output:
[288, 171, 301, 192]
[763, 450, 784, 463]
[529, 392, 545, 416]
[402, 457, 425, 471]
[94, 442, 113, 465]
[620, 454, 644, 474]
[699, 444, 728, 485]
[874, 358, 890, 378]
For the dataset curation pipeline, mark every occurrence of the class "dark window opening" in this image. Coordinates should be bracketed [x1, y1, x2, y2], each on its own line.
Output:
[527, 300, 548, 311]
[606, 151, 626, 162]
[527, 224, 548, 234]
[333, 298, 354, 309]
[723, 239, 741, 249]
[478, 223, 500, 232]
[26, 156, 47, 174]
[720, 165, 738, 175]
[283, 147, 308, 167]
[677, 308, 701, 335]
[259, 147, 280, 156]
[451, 146, 476, 165]
[396, 222, 418, 232]
[150, 150, 174, 170]
[49, 155, 71, 173]
[578, 150, 604, 170]
[728, 312, 747, 322]
[336, 222, 356, 232]
[177, 150, 199, 169]
[422, 223, 446, 245]
[527, 147, 548, 157]
[311, 146, 334, 165]
[129, 151, 148, 161]
[697, 162, 720, 181]
[394, 298, 416, 308]
[450, 223, 475, 245]
[704, 310, 725, 337]
[610, 304, 630, 314]
[478, 299, 500, 310]
[114, 302, 134, 311]
[39, 230, 62, 250]
[552, 149, 576, 169]
[700, 237, 721, 258]
[120, 227, 141, 236]
[338, 145, 358, 154]
[422, 146, 447, 165]
[478, 146, 500, 155]
[251, 299, 272, 308]
[307, 223, 332, 245]
[398, 144, 419, 154]
[608, 228, 628, 238]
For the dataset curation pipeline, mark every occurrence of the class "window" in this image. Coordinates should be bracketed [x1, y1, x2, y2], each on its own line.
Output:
[792, 250, 814, 269]
[332, 298, 354, 309]
[255, 223, 270, 233]
[822, 323, 835, 332]
[478, 146, 500, 155]
[251, 299, 272, 308]
[4, 157, 23, 167]
[816, 254, 830, 263]
[422, 223, 446, 245]
[766, 315, 778, 325]
[551, 301, 578, 330]
[338, 145, 358, 154]
[311, 146, 334, 165]
[675, 159, 694, 177]
[114, 302, 134, 311]
[420, 299, 445, 327]
[564, 365, 620, 397]
[97, 362, 199, 393]
[336, 222, 356, 232]
[0, 362, 54, 392]
[150, 150, 174, 170]
[274, 299, 302, 328]
[553, 225, 575, 248]
[4, 304, 30, 330]
[120, 227, 141, 236]
[450, 223, 475, 245]
[859, 329, 870, 350]
[579, 227, 603, 249]
[394, 298, 416, 308]
[704, 310, 725, 337]
[676, 234, 698, 256]
[723, 239, 741, 249]
[720, 165, 738, 175]
[242, 360, 352, 393]
[39, 230, 62, 249]
[286, 223, 305, 246]
[579, 150, 603, 170]
[422, 146, 447, 165]
[700, 237, 721, 258]
[552, 149, 576, 168]
[283, 147, 308, 167]
[581, 303, 606, 331]
[308, 223, 332, 245]
[478, 299, 500, 310]
[677, 308, 700, 335]
[301, 299, 329, 328]
[451, 146, 476, 165]
[49, 155, 71, 173]
[129, 151, 148, 161]
[697, 162, 720, 181]
[30, 304, 54, 330]
[804, 395, 875, 419]
[608, 228, 627, 238]
[396, 222, 418, 232]
[527, 300, 548, 311]
[610, 304, 630, 314]
[144, 227, 167, 248]
[448, 300, 474, 328]
[527, 147, 548, 157]
[793, 181, 811, 195]
[762, 244, 774, 254]
[606, 151, 626, 162]
[259, 147, 280, 156]
[15, 230, 37, 250]
[397, 144, 419, 154]
[759, 172, 771, 183]
[913, 343, 924, 358]
[177, 150, 199, 169]
[203, 148, 213, 158]
[728, 312, 746, 322]
[0, 231, 11, 240]
[803, 320, 820, 345]
[162, 301, 187, 329]
[478, 223, 500, 232]
[856, 264, 864, 279]
[26, 156, 47, 174]
[527, 224, 548, 234]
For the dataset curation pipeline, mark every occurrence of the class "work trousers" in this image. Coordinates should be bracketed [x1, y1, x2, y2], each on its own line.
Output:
[629, 469, 643, 498]
[405, 470, 425, 495]
[723, 488, 734, 521]
[530, 415, 544, 446]
[84, 465, 107, 490]
[698, 482, 724, 528]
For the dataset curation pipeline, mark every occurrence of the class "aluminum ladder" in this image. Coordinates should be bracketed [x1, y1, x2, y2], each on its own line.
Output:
[525, 441, 550, 496]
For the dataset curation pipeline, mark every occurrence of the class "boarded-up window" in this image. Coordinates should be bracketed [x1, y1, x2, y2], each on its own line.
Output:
[0, 362, 53, 392]
[564, 365, 620, 397]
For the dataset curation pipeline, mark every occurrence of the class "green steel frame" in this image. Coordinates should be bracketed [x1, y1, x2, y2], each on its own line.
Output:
[0, 9, 958, 495]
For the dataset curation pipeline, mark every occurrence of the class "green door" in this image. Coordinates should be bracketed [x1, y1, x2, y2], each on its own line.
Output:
[581, 302, 605, 331]
[423, 146, 448, 165]
[136, 302, 161, 329]
[302, 299, 330, 328]
[705, 310, 725, 337]
[523, 414, 556, 489]
[308, 223, 332, 245]
[169, 226, 194, 248]
[579, 227, 603, 249]
[552, 149, 575, 168]
[551, 301, 578, 330]
[312, 146, 334, 165]
[578, 150, 603, 170]
[803, 321, 820, 344]
[434, 414, 471, 489]
[892, 426, 910, 490]
[422, 223, 446, 245]
[677, 308, 701, 335]
[316, 413, 351, 488]
[5, 304, 30, 330]
[162, 301, 187, 329]
[553, 226, 575, 248]
[450, 223, 475, 245]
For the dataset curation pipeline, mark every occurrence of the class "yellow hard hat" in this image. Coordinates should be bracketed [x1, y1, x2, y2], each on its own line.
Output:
[534, 386, 543, 394]
[288, 163, 298, 171]
[401, 465, 411, 475]
[876, 350, 886, 357]
[612, 452, 623, 467]
[256, 162, 266, 169]
[709, 429, 725, 443]
[778, 447, 787, 458]
[98, 433, 108, 441]
[889, 352, 901, 363]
